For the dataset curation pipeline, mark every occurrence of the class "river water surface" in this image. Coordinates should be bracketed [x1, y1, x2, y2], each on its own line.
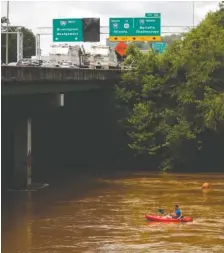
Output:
[2, 172, 224, 253]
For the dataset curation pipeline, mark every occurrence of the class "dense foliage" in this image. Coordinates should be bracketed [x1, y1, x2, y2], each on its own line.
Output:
[1, 17, 36, 63]
[116, 8, 224, 171]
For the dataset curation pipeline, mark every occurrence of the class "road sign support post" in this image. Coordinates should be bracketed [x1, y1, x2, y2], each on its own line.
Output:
[17, 30, 23, 61]
[36, 34, 41, 60]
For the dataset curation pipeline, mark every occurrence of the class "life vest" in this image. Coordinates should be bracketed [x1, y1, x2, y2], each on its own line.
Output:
[176, 208, 182, 217]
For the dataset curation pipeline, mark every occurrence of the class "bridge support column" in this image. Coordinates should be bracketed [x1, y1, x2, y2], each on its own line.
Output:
[13, 117, 32, 189]
[49, 93, 64, 108]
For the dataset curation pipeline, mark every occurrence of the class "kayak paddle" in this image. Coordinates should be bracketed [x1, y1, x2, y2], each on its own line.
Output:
[158, 208, 165, 214]
[158, 208, 170, 216]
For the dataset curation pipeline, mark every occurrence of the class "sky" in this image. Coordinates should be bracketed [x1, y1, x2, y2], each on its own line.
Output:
[1, 0, 220, 56]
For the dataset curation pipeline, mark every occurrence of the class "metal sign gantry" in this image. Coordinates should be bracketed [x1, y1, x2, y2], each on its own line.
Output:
[35, 25, 191, 60]
[1, 25, 23, 62]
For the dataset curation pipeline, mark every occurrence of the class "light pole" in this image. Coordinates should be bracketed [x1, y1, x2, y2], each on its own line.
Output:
[6, 1, 9, 64]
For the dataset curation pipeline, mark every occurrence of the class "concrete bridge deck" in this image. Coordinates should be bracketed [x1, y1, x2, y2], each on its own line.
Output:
[1, 66, 123, 95]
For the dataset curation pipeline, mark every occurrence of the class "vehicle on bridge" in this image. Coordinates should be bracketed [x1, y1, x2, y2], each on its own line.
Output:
[5, 58, 43, 67]
[41, 62, 60, 68]
[48, 44, 82, 67]
[6, 62, 17, 66]
[59, 61, 78, 68]
[26, 44, 122, 69]
[88, 44, 119, 69]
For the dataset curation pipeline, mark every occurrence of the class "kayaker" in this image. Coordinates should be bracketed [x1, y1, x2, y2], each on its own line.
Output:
[172, 204, 182, 219]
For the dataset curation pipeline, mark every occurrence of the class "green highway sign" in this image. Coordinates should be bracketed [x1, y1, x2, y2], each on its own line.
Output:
[109, 16, 161, 42]
[152, 42, 167, 53]
[134, 18, 161, 36]
[145, 13, 161, 18]
[109, 18, 133, 36]
[53, 18, 83, 42]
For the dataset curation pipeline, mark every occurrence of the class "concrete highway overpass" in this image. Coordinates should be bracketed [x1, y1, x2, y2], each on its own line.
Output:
[1, 66, 123, 189]
[1, 66, 123, 95]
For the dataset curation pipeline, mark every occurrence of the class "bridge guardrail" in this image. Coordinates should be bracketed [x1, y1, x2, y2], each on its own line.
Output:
[1, 66, 123, 83]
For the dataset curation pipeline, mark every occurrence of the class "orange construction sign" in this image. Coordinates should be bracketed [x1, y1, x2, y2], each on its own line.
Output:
[114, 41, 127, 56]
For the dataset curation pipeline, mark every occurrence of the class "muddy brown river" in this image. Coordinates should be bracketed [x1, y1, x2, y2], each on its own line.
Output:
[2, 172, 224, 253]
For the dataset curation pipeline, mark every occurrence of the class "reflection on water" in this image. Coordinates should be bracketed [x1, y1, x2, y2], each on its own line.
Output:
[2, 172, 224, 253]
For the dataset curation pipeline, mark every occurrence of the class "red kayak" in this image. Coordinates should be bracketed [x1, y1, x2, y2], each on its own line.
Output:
[145, 214, 193, 222]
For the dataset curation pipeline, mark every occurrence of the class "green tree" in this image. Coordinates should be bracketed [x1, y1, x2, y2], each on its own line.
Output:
[1, 17, 9, 24]
[162, 33, 184, 44]
[1, 17, 36, 63]
[116, 8, 224, 171]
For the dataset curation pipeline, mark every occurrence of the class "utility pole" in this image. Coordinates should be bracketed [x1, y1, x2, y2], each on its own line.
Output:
[6, 1, 9, 64]
[193, 1, 195, 28]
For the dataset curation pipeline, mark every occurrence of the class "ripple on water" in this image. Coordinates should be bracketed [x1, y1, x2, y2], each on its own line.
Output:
[2, 172, 224, 253]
